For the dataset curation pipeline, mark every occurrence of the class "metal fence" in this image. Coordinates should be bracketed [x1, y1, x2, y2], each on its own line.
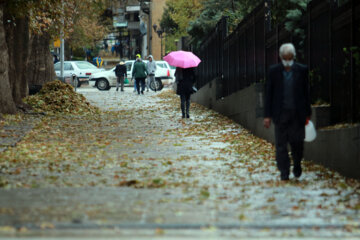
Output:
[195, 0, 360, 123]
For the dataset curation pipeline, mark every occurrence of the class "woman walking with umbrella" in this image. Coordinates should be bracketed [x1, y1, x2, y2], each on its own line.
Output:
[175, 67, 196, 118]
[164, 51, 201, 118]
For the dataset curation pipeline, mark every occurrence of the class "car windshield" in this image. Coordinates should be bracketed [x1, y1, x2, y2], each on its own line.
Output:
[169, 65, 176, 70]
[75, 61, 98, 70]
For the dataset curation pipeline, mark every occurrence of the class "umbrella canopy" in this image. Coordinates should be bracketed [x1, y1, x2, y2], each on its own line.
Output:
[163, 50, 201, 68]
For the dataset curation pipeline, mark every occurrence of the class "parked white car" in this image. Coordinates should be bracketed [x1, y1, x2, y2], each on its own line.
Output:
[156, 61, 175, 85]
[54, 61, 105, 87]
[168, 64, 176, 83]
[89, 60, 173, 91]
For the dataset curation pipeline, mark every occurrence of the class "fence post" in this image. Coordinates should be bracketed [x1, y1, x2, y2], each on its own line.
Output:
[350, 0, 355, 122]
[253, 12, 257, 84]
[329, 1, 334, 122]
[221, 17, 228, 97]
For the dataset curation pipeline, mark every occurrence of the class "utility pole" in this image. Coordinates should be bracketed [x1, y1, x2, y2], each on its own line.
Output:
[60, 0, 64, 81]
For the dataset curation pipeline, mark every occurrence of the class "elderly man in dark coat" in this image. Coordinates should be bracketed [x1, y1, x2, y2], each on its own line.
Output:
[264, 43, 311, 181]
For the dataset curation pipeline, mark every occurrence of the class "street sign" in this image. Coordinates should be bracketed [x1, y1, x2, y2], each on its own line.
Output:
[54, 39, 61, 48]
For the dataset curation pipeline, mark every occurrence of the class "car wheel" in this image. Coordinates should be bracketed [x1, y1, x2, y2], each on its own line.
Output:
[97, 78, 109, 91]
[155, 78, 163, 91]
[71, 76, 80, 88]
[150, 78, 163, 91]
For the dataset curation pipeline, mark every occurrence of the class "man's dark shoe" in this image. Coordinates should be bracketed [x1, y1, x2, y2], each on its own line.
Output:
[186, 114, 190, 118]
[182, 114, 185, 118]
[141, 91, 144, 95]
[116, 88, 119, 91]
[293, 164, 302, 178]
[280, 172, 289, 181]
[281, 175, 289, 181]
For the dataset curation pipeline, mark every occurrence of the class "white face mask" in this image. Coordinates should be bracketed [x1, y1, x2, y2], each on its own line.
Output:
[282, 60, 294, 67]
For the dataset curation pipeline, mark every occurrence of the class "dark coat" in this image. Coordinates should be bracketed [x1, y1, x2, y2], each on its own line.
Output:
[264, 62, 311, 125]
[132, 60, 148, 78]
[114, 64, 127, 77]
[175, 67, 196, 95]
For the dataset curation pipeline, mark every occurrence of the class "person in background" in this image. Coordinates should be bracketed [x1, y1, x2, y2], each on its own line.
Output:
[264, 43, 311, 181]
[132, 54, 148, 95]
[52, 53, 59, 64]
[104, 40, 108, 52]
[146, 55, 157, 92]
[175, 67, 196, 118]
[114, 61, 127, 92]
[86, 49, 92, 62]
[135, 47, 141, 57]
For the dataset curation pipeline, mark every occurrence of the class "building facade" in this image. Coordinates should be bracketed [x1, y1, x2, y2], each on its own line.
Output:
[148, 0, 166, 60]
[105, 0, 166, 60]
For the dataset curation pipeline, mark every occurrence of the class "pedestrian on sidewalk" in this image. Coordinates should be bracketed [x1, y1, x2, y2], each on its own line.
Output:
[146, 55, 157, 92]
[132, 54, 148, 95]
[175, 67, 196, 118]
[264, 43, 311, 181]
[114, 61, 127, 92]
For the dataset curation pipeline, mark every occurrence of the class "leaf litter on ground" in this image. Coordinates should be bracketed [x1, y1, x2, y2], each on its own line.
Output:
[23, 80, 100, 115]
[0, 88, 359, 226]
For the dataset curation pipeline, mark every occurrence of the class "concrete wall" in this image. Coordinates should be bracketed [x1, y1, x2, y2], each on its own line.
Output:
[192, 78, 360, 179]
[192, 80, 276, 143]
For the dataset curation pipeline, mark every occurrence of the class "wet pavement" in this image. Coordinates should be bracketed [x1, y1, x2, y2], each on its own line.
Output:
[0, 86, 359, 239]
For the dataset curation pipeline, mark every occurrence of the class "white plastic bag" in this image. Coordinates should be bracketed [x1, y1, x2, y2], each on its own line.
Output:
[305, 120, 317, 142]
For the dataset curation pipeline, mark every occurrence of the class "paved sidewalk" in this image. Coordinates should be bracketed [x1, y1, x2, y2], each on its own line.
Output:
[0, 87, 359, 238]
[0, 115, 41, 153]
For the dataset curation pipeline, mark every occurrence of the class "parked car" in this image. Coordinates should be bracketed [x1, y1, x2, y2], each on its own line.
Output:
[89, 60, 173, 91]
[54, 61, 105, 87]
[156, 61, 175, 85]
[169, 65, 176, 82]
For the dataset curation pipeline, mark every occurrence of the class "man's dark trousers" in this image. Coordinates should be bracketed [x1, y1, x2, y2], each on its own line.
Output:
[135, 77, 146, 94]
[275, 109, 305, 178]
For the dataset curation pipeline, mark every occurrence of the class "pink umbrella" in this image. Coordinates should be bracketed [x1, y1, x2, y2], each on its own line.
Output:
[163, 50, 201, 68]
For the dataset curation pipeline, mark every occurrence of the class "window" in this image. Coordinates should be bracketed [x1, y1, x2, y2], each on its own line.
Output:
[64, 63, 74, 71]
[157, 63, 167, 68]
[75, 61, 97, 69]
[54, 62, 60, 71]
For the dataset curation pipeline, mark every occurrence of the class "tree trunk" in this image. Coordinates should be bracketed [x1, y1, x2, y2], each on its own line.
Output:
[4, 11, 30, 107]
[27, 33, 55, 87]
[0, 4, 17, 114]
